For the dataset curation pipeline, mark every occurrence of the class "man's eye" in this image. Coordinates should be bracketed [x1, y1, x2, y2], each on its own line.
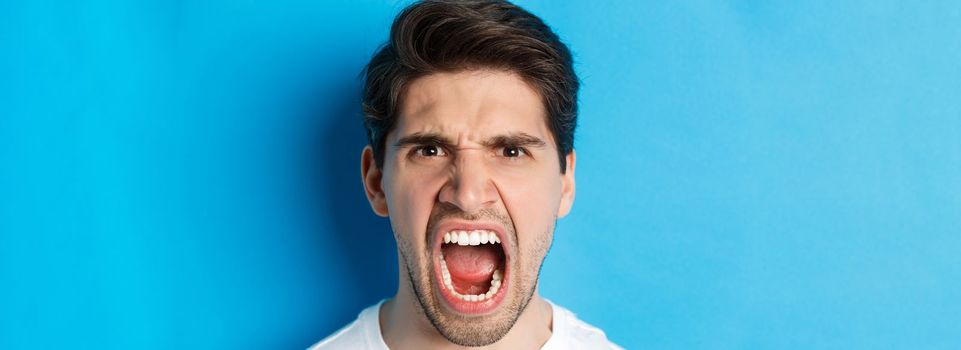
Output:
[415, 145, 446, 157]
[502, 146, 527, 158]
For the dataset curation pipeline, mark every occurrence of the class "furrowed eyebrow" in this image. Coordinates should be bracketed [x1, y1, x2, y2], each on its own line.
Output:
[483, 133, 547, 149]
[393, 132, 455, 149]
[393, 131, 547, 150]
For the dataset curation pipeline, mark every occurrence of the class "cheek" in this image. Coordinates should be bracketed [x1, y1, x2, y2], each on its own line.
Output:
[384, 166, 448, 241]
[497, 168, 563, 243]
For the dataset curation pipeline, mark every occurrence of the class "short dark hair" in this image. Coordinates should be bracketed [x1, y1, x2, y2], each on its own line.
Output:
[362, 0, 579, 173]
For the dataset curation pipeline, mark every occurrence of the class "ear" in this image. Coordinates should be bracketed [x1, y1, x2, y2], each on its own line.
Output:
[361, 145, 389, 217]
[556, 150, 576, 218]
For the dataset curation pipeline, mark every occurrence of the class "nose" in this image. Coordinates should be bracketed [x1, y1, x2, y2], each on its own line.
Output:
[438, 150, 498, 213]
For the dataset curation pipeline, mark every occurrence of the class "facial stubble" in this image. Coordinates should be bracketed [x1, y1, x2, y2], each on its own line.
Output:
[392, 205, 555, 347]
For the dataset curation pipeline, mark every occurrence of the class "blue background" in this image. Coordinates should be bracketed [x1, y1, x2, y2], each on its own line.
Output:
[2, 1, 959, 349]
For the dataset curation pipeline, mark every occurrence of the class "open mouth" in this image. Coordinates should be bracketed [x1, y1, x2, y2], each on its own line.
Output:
[433, 222, 510, 314]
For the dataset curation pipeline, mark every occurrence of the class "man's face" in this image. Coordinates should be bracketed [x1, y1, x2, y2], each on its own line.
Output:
[362, 70, 575, 346]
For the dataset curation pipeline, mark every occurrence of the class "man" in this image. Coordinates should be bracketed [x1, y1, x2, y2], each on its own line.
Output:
[310, 0, 620, 348]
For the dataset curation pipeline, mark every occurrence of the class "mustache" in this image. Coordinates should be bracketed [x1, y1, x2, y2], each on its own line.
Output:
[425, 203, 513, 239]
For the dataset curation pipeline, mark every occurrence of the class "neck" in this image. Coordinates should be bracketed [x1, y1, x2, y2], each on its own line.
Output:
[380, 280, 554, 350]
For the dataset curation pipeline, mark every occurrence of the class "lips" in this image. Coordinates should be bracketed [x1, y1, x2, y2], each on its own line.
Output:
[432, 221, 511, 314]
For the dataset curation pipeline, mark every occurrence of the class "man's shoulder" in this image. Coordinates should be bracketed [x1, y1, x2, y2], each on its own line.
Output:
[306, 318, 365, 350]
[549, 302, 624, 350]
[306, 302, 385, 350]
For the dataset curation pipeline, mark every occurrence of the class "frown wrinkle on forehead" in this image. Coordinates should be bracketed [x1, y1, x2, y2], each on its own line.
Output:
[395, 70, 551, 148]
[393, 131, 548, 152]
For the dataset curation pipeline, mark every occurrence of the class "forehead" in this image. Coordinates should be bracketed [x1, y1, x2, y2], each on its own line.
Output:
[391, 70, 551, 143]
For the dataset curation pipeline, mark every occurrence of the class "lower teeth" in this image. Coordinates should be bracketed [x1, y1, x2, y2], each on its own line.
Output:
[439, 254, 502, 302]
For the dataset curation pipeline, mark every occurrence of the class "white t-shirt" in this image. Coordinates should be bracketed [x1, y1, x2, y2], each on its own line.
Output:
[308, 300, 622, 350]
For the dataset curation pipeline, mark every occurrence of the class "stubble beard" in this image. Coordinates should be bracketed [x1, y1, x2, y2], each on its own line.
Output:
[392, 205, 555, 347]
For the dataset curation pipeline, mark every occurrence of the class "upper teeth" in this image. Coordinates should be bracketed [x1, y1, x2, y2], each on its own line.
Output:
[444, 230, 501, 246]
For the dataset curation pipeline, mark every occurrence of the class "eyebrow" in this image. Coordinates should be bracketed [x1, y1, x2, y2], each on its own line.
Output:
[482, 133, 547, 149]
[394, 132, 454, 149]
[393, 131, 547, 149]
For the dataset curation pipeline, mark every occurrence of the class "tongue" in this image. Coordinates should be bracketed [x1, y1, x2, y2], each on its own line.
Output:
[442, 244, 503, 288]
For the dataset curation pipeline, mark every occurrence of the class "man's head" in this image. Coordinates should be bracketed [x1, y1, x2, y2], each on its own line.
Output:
[359, 0, 578, 346]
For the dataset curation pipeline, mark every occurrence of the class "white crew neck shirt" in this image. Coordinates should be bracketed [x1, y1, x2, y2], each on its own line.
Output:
[308, 299, 622, 350]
